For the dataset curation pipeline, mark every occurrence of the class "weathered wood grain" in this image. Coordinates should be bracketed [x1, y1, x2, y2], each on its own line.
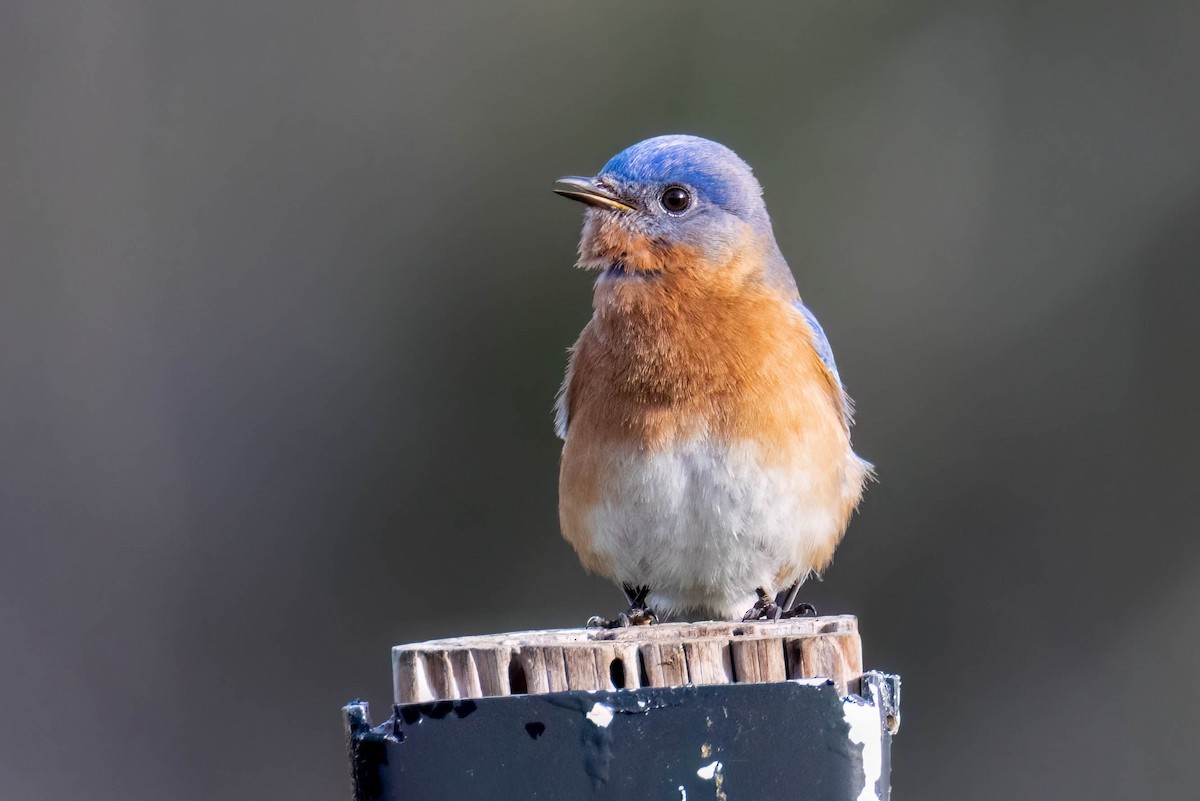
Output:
[471, 646, 512, 697]
[638, 641, 689, 687]
[392, 616, 862, 703]
[730, 636, 787, 684]
[682, 639, 734, 685]
[784, 631, 863, 695]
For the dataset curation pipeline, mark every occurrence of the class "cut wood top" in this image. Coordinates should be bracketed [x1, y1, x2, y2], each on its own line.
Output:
[393, 616, 863, 705]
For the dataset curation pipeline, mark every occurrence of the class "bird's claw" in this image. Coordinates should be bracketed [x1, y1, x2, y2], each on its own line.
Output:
[585, 608, 658, 629]
[784, 602, 817, 618]
[585, 593, 658, 629]
[624, 607, 657, 626]
[741, 598, 782, 621]
[742, 588, 817, 621]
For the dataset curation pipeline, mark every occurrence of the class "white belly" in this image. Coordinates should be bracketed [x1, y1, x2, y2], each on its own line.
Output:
[583, 437, 858, 620]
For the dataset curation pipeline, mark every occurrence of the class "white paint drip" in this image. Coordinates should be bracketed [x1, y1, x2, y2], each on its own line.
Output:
[696, 760, 722, 781]
[791, 677, 834, 688]
[842, 687, 883, 801]
[586, 702, 614, 728]
[677, 785, 687, 801]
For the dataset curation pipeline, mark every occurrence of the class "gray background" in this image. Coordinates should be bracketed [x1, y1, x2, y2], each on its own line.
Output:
[3, 1, 1199, 799]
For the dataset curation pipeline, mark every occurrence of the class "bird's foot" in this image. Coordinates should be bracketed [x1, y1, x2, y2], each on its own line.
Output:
[741, 596, 781, 621]
[586, 607, 658, 629]
[780, 602, 817, 619]
[742, 588, 817, 621]
[586, 585, 657, 628]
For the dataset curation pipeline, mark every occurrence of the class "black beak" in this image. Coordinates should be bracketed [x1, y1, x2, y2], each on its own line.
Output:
[553, 176, 635, 212]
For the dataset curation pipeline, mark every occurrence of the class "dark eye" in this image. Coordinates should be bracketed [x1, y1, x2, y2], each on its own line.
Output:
[660, 186, 691, 213]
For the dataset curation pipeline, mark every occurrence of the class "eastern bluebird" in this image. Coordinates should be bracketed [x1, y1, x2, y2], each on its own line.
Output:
[553, 135, 871, 626]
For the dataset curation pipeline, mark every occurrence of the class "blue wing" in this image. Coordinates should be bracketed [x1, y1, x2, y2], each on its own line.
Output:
[793, 300, 855, 428]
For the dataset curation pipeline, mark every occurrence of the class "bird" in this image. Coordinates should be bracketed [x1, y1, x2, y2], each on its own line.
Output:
[552, 134, 871, 626]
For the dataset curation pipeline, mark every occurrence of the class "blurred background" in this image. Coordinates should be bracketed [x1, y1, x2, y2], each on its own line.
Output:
[3, 1, 1199, 798]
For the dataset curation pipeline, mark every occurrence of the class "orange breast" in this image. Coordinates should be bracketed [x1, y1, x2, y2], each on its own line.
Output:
[558, 247, 854, 576]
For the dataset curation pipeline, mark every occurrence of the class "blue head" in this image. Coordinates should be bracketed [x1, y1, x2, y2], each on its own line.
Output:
[599, 135, 767, 223]
[555, 135, 792, 288]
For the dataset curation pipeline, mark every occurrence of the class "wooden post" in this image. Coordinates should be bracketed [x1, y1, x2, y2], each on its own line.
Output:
[393, 616, 863, 701]
[346, 616, 900, 801]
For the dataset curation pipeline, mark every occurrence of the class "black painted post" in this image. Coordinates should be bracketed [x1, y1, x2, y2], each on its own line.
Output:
[343, 620, 899, 801]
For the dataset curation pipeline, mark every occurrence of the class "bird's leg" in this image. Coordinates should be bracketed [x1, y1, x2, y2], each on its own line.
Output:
[777, 583, 802, 614]
[775, 581, 817, 618]
[586, 584, 658, 629]
[742, 585, 819, 621]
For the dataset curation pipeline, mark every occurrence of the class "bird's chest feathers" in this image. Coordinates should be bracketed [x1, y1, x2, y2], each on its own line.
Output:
[570, 281, 834, 447]
[600, 301, 761, 399]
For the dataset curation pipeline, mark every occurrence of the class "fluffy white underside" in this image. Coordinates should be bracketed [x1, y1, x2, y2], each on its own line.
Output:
[583, 438, 863, 620]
